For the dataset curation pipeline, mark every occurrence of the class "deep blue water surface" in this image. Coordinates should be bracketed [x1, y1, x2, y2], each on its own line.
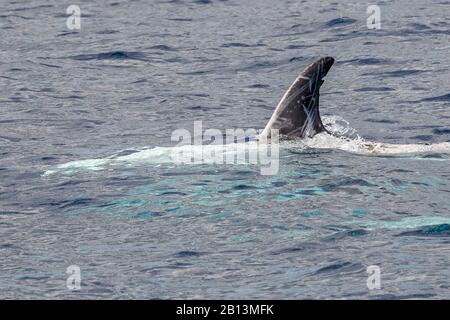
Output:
[0, 0, 449, 299]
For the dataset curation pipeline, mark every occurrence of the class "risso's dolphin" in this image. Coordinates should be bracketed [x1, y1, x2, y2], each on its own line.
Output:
[43, 56, 450, 176]
[259, 56, 334, 140]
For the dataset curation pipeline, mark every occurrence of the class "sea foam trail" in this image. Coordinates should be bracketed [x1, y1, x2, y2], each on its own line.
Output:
[301, 133, 450, 155]
[43, 116, 450, 176]
[42, 136, 450, 176]
[43, 142, 265, 176]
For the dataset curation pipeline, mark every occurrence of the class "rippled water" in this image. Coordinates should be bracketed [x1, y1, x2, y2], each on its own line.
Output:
[1, 0, 449, 299]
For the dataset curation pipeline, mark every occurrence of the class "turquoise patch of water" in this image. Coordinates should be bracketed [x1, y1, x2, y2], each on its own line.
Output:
[207, 211, 232, 221]
[301, 210, 322, 218]
[284, 229, 314, 240]
[295, 187, 325, 196]
[229, 234, 255, 242]
[421, 224, 449, 234]
[347, 229, 369, 237]
[277, 192, 298, 200]
[275, 187, 325, 201]
[134, 211, 162, 219]
[416, 176, 446, 189]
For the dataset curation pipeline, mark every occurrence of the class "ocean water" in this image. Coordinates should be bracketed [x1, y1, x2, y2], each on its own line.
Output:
[1, 0, 449, 299]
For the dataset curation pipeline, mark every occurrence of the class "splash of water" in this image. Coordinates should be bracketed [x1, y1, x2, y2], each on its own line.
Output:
[43, 116, 450, 176]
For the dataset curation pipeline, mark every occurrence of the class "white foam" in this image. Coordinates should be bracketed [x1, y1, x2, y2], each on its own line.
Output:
[301, 133, 450, 155]
[43, 116, 450, 176]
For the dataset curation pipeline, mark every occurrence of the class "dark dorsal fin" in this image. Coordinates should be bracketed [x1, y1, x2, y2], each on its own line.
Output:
[260, 57, 334, 139]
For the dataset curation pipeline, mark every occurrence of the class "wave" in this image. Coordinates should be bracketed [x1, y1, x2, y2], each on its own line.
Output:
[69, 51, 147, 61]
